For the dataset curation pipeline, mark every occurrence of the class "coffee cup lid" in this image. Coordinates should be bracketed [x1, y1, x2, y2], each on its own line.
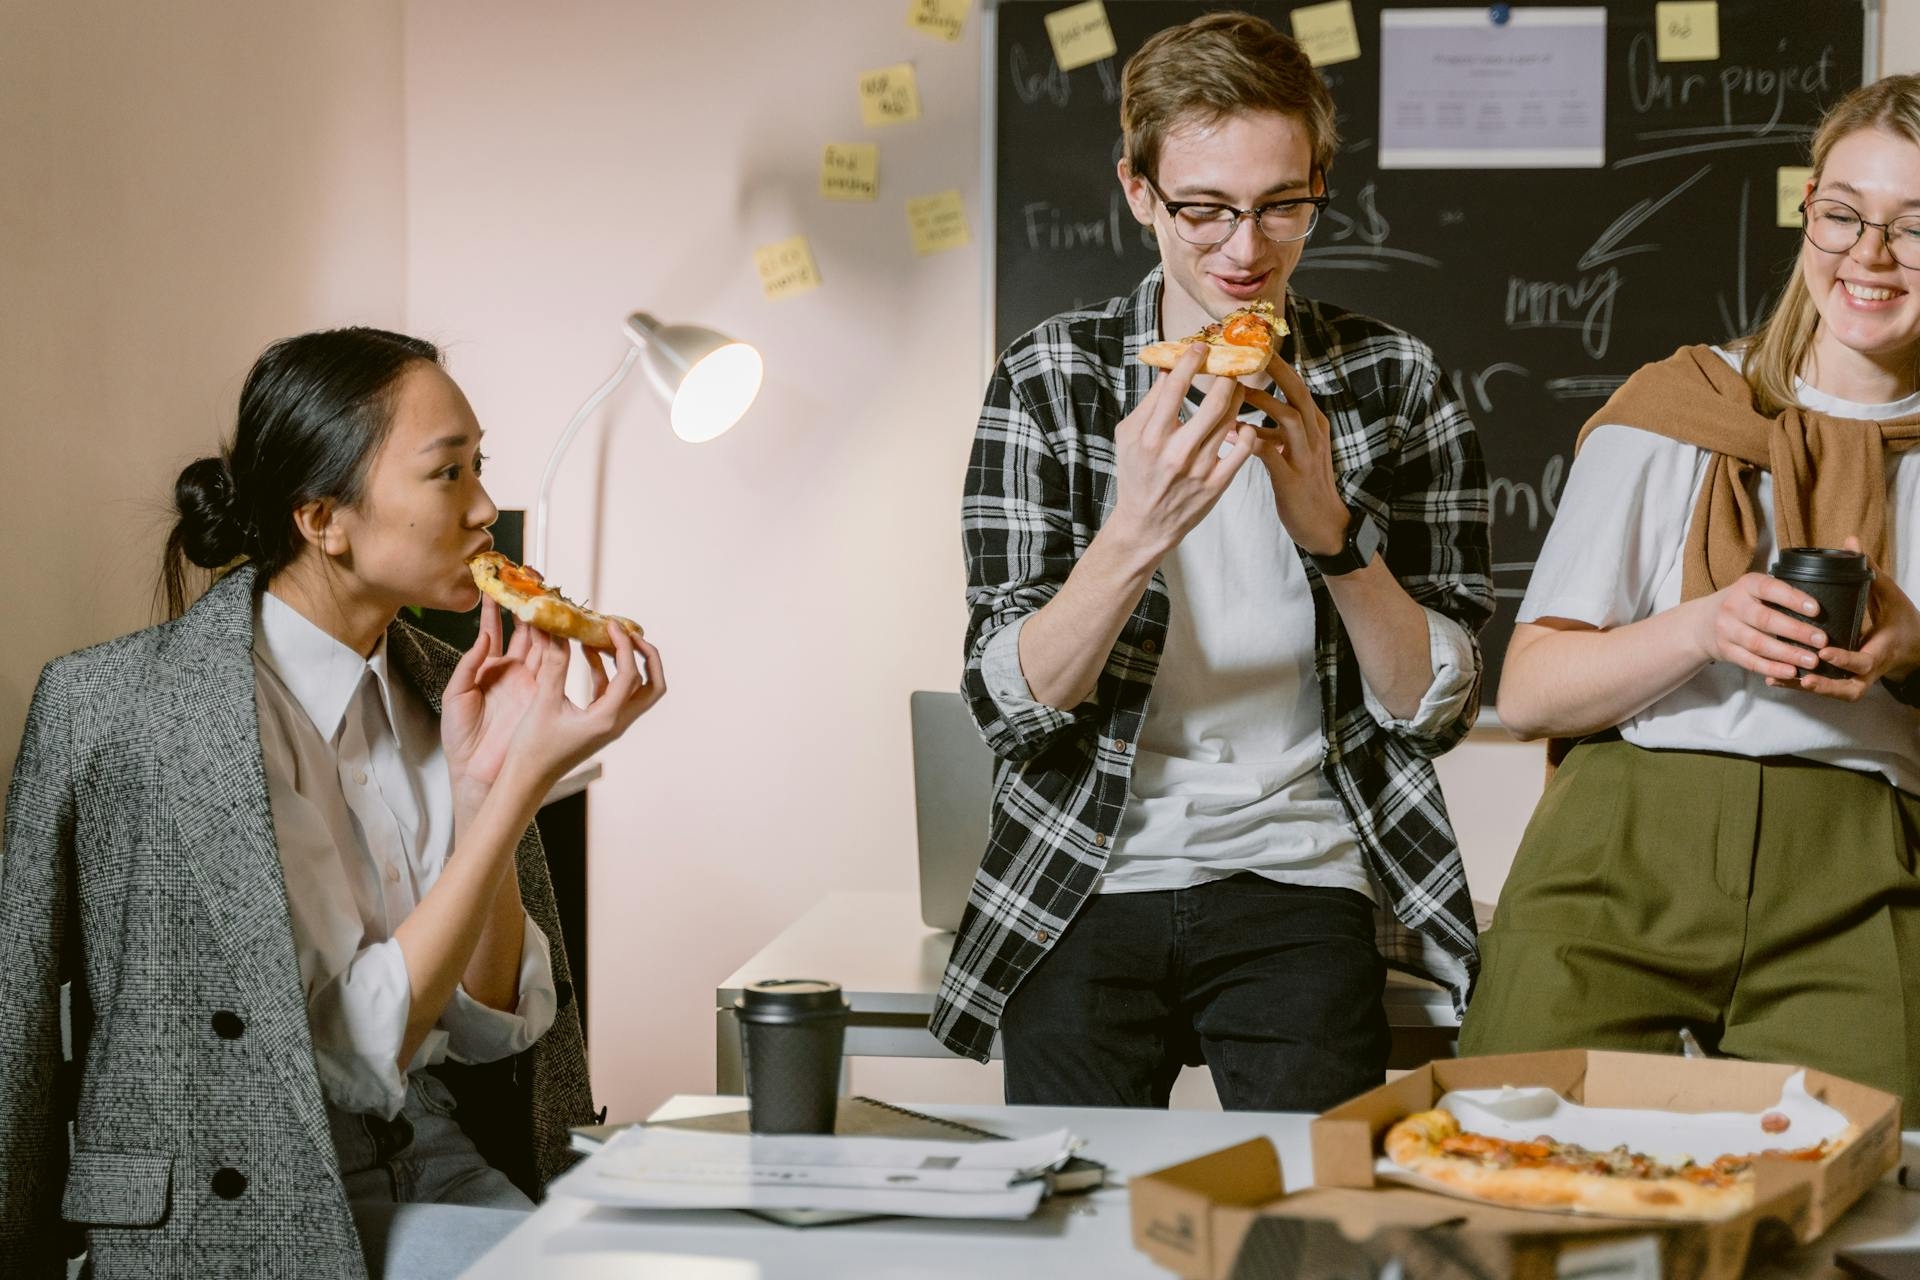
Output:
[737, 978, 847, 1020]
[1771, 547, 1873, 583]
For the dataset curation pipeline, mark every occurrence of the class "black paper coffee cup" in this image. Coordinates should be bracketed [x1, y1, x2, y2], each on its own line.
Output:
[736, 979, 848, 1134]
[1768, 547, 1873, 679]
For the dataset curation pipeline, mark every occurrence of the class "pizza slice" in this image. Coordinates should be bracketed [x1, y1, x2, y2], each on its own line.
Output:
[468, 552, 644, 651]
[1382, 1107, 1846, 1222]
[1138, 300, 1285, 378]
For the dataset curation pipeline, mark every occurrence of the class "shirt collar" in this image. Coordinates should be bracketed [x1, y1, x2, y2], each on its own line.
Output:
[256, 590, 397, 743]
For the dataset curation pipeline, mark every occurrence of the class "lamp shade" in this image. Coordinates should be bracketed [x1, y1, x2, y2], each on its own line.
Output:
[624, 312, 763, 443]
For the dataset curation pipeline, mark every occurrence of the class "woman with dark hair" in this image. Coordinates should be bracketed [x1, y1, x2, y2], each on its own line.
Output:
[1462, 76, 1920, 1114]
[0, 327, 666, 1279]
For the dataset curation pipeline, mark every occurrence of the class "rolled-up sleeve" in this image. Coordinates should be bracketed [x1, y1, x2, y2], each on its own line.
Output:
[980, 613, 1050, 721]
[1373, 352, 1494, 755]
[306, 937, 417, 1120]
[442, 913, 556, 1065]
[962, 358, 1086, 761]
[1361, 606, 1476, 736]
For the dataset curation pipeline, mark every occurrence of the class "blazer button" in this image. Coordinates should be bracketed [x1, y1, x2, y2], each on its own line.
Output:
[1093, 833, 1107, 847]
[211, 1011, 245, 1040]
[211, 1167, 247, 1200]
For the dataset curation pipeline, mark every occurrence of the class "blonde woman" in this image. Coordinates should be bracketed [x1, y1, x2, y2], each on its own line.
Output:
[1462, 76, 1920, 1114]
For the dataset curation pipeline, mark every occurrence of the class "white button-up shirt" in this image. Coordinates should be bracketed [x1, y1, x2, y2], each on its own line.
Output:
[253, 591, 557, 1118]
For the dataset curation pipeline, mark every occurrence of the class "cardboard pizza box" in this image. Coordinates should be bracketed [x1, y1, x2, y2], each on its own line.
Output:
[1129, 1049, 1900, 1280]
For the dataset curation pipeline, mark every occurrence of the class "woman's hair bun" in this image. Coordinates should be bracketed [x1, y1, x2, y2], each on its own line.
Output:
[172, 454, 247, 569]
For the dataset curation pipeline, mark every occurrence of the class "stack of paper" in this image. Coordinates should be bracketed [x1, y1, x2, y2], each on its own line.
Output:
[552, 1126, 1079, 1220]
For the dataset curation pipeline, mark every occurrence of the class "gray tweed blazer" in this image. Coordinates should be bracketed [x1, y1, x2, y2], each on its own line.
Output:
[0, 566, 596, 1279]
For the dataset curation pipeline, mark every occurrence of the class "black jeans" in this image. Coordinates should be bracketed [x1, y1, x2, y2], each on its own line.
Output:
[999, 873, 1389, 1111]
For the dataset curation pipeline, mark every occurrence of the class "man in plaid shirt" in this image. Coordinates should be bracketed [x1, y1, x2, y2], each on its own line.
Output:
[934, 12, 1493, 1110]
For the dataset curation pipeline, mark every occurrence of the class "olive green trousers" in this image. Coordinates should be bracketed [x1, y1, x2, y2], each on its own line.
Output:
[1459, 739, 1920, 1119]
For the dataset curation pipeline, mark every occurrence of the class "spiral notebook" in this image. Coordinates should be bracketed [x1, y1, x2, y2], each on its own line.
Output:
[569, 1096, 1105, 1227]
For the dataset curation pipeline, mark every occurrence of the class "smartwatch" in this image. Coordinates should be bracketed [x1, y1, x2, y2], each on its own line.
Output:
[1311, 508, 1383, 577]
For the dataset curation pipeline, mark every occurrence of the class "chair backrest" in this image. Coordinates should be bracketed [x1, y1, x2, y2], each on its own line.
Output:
[909, 691, 997, 933]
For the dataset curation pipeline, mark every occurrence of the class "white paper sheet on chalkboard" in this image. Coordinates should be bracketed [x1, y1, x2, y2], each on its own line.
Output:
[1379, 7, 1607, 169]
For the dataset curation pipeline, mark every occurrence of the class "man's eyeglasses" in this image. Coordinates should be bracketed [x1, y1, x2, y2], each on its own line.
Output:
[1801, 197, 1920, 270]
[1146, 179, 1329, 246]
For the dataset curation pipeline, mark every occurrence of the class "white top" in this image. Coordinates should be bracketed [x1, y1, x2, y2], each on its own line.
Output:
[1519, 346, 1920, 793]
[982, 392, 1478, 898]
[253, 591, 557, 1118]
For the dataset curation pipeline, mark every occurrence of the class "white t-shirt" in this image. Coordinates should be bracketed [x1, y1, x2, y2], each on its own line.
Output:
[1518, 346, 1920, 793]
[1101, 394, 1370, 896]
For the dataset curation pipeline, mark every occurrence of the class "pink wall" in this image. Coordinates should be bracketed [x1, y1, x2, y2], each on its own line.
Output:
[0, 1, 407, 782]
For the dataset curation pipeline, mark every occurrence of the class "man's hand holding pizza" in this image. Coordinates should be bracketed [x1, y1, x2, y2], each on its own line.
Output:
[1242, 353, 1350, 558]
[1107, 340, 1258, 560]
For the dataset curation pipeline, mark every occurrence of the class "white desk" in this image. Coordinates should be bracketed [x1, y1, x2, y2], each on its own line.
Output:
[713, 890, 1461, 1092]
[465, 1095, 1920, 1279]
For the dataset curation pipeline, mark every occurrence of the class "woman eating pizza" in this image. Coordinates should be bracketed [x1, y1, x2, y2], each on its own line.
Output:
[0, 327, 666, 1279]
[1460, 75, 1920, 1118]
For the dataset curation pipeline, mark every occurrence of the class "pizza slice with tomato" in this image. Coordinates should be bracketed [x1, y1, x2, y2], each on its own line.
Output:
[467, 552, 643, 651]
[1138, 300, 1284, 378]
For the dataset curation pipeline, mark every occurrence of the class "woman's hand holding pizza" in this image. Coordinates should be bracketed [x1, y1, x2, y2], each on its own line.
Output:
[443, 597, 667, 812]
[1109, 341, 1257, 559]
[1242, 353, 1350, 557]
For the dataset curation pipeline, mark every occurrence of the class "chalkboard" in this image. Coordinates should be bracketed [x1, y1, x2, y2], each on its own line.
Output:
[990, 0, 1868, 692]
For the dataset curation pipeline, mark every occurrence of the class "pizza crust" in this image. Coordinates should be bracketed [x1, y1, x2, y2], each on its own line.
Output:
[468, 552, 644, 651]
[1138, 339, 1270, 377]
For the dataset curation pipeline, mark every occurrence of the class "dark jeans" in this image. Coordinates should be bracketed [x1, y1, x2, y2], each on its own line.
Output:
[999, 873, 1389, 1111]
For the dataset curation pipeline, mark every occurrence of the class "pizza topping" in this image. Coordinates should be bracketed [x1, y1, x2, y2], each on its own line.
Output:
[1761, 1111, 1791, 1135]
[499, 562, 554, 598]
[1428, 1127, 1831, 1183]
[1222, 311, 1274, 348]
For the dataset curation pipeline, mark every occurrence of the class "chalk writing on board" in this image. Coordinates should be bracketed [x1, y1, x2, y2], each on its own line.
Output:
[1453, 362, 1531, 416]
[1021, 192, 1146, 256]
[1505, 270, 1622, 359]
[1716, 177, 1785, 339]
[1578, 165, 1712, 270]
[1489, 454, 1566, 534]
[1492, 561, 1540, 602]
[1008, 43, 1071, 107]
[1298, 182, 1442, 274]
[1543, 374, 1630, 402]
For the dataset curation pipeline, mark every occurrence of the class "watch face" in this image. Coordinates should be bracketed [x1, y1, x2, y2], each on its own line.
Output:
[1355, 515, 1383, 562]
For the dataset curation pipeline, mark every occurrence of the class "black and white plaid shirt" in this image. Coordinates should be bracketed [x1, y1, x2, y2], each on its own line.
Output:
[933, 267, 1495, 1062]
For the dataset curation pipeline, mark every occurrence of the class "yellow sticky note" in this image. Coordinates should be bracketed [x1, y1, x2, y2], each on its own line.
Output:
[907, 0, 969, 42]
[907, 190, 971, 256]
[1290, 1, 1362, 68]
[1044, 1, 1116, 73]
[859, 64, 922, 127]
[754, 236, 821, 300]
[821, 143, 879, 202]
[1655, 2, 1719, 62]
[1777, 166, 1814, 228]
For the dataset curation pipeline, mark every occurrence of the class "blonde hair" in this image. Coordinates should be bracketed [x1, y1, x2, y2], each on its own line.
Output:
[1743, 74, 1920, 413]
[1121, 11, 1339, 187]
